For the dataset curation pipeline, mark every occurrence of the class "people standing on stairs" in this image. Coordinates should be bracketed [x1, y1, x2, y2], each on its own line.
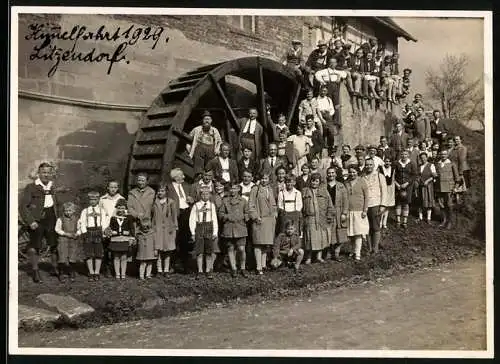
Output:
[390, 52, 402, 102]
[19, 162, 60, 283]
[377, 136, 395, 162]
[407, 138, 421, 169]
[416, 152, 437, 224]
[379, 157, 396, 229]
[362, 158, 388, 255]
[302, 173, 335, 265]
[187, 110, 223, 179]
[435, 149, 461, 230]
[325, 167, 349, 262]
[248, 172, 277, 275]
[401, 68, 412, 100]
[340, 144, 358, 171]
[79, 191, 110, 282]
[106, 198, 135, 280]
[365, 145, 384, 170]
[206, 142, 239, 185]
[269, 112, 290, 143]
[393, 149, 417, 229]
[151, 185, 177, 277]
[189, 187, 219, 279]
[345, 167, 369, 262]
[167, 168, 195, 274]
[54, 201, 80, 283]
[237, 107, 264, 161]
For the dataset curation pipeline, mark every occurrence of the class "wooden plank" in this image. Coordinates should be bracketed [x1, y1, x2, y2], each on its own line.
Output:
[286, 82, 302, 127]
[209, 74, 240, 134]
[136, 130, 170, 142]
[131, 158, 163, 171]
[256, 57, 269, 148]
[172, 127, 194, 144]
[146, 105, 179, 119]
[133, 144, 165, 157]
[175, 152, 195, 167]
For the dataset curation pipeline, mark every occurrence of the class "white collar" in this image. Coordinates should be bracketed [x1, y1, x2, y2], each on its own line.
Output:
[399, 159, 410, 166]
[101, 193, 121, 200]
[35, 178, 52, 189]
[439, 159, 451, 166]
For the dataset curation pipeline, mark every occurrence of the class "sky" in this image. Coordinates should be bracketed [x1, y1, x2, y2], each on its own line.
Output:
[395, 17, 485, 98]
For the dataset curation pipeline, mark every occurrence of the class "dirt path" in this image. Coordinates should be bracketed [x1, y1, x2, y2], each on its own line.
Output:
[19, 257, 486, 350]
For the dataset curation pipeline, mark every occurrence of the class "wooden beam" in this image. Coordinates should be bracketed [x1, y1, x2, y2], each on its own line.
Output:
[286, 82, 302, 127]
[209, 74, 240, 134]
[257, 57, 270, 148]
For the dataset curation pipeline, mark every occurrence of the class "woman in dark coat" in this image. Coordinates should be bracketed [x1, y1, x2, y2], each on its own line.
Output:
[393, 149, 417, 229]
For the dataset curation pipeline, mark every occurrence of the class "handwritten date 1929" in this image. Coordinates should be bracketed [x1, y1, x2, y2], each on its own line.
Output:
[26, 23, 169, 77]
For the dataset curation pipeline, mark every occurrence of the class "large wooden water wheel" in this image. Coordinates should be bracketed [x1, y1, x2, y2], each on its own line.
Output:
[126, 56, 302, 191]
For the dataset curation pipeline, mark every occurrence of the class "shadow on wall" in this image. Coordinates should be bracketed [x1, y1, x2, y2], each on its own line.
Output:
[55, 121, 136, 199]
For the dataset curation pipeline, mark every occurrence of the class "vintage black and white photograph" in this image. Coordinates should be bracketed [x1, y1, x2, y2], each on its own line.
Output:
[10, 7, 493, 356]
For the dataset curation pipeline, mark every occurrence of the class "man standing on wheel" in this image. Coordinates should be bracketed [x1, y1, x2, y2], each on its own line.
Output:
[19, 162, 59, 283]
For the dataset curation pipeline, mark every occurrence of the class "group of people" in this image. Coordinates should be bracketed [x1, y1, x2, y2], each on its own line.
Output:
[19, 90, 470, 283]
[282, 30, 412, 106]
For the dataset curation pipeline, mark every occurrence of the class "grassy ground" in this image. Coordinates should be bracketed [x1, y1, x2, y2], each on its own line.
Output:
[17, 119, 486, 331]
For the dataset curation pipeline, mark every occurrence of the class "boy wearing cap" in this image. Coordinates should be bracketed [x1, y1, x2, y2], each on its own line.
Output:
[282, 39, 305, 83]
[305, 40, 332, 88]
[187, 110, 223, 178]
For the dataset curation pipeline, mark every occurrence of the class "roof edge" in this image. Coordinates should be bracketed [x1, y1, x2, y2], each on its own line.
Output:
[373, 17, 418, 42]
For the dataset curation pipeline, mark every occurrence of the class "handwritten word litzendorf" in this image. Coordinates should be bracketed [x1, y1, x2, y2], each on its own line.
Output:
[26, 23, 169, 77]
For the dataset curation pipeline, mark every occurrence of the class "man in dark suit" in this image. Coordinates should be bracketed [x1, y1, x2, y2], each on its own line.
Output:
[450, 135, 471, 189]
[168, 168, 195, 273]
[377, 136, 395, 161]
[389, 120, 410, 158]
[19, 162, 59, 282]
[237, 108, 264, 161]
[206, 142, 239, 185]
[430, 109, 449, 143]
[259, 143, 285, 182]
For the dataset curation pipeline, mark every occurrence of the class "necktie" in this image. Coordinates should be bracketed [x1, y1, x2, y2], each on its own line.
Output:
[93, 207, 98, 226]
[202, 203, 208, 222]
[178, 184, 185, 199]
[271, 158, 274, 168]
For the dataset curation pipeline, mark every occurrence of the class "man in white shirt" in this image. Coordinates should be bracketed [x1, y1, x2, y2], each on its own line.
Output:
[206, 143, 239, 184]
[19, 162, 59, 282]
[237, 108, 264, 160]
[362, 158, 387, 254]
[168, 168, 195, 273]
[314, 85, 337, 149]
[277, 175, 303, 236]
[315, 57, 346, 100]
[365, 145, 384, 170]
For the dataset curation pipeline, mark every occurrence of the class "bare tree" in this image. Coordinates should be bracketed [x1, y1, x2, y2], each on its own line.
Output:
[425, 54, 484, 128]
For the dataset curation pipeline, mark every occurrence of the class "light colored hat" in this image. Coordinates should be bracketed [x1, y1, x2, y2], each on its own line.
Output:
[292, 39, 302, 44]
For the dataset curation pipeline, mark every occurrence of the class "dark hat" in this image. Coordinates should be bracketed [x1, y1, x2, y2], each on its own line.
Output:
[328, 145, 337, 154]
[354, 144, 366, 151]
[202, 110, 212, 118]
[342, 43, 352, 49]
[367, 144, 377, 150]
[305, 114, 314, 121]
[317, 39, 327, 46]
[403, 68, 412, 73]
[292, 39, 302, 44]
